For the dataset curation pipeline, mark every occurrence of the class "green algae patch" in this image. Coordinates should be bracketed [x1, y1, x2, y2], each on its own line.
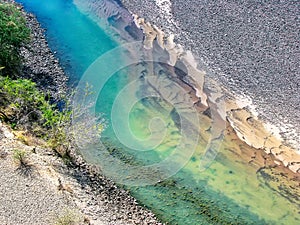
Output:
[128, 171, 266, 225]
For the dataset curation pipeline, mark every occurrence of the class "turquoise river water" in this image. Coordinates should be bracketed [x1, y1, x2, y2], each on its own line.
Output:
[16, 0, 300, 224]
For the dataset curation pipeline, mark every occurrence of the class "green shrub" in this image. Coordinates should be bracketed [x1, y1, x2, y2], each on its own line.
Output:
[13, 148, 35, 176]
[12, 148, 28, 166]
[0, 76, 71, 150]
[0, 3, 30, 75]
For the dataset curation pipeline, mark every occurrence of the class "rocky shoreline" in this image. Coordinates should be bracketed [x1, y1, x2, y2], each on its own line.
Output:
[19, 12, 68, 101]
[123, 10, 300, 174]
[0, 1, 162, 224]
[120, 0, 300, 151]
[67, 0, 300, 175]
[73, 0, 299, 174]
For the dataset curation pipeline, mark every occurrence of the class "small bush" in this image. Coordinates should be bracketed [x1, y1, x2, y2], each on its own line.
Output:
[13, 148, 35, 176]
[13, 149, 28, 166]
[0, 3, 30, 75]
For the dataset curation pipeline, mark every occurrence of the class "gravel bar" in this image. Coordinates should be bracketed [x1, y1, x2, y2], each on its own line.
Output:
[121, 0, 300, 149]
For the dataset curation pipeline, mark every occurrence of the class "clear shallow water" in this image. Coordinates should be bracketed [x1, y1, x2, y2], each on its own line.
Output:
[16, 0, 300, 224]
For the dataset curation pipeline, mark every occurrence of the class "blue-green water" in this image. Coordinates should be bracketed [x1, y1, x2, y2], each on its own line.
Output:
[17, 0, 117, 81]
[16, 0, 300, 224]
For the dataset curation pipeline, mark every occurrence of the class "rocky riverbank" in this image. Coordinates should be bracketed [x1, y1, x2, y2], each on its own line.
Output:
[129, 11, 300, 174]
[0, 1, 162, 224]
[121, 0, 300, 152]
[19, 12, 68, 101]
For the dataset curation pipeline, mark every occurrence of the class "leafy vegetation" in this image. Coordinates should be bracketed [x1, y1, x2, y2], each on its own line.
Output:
[0, 3, 30, 76]
[0, 2, 104, 162]
[0, 2, 74, 158]
[0, 76, 71, 152]
[0, 75, 105, 161]
[12, 148, 28, 166]
[12, 148, 35, 176]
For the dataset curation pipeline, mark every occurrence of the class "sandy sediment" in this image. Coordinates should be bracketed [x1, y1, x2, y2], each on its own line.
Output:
[225, 97, 300, 173]
[119, 15, 300, 219]
[134, 15, 208, 107]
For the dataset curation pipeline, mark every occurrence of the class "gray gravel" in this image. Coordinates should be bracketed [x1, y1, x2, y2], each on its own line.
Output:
[121, 0, 300, 149]
[0, 122, 162, 225]
[0, 123, 80, 225]
[19, 11, 68, 101]
[0, 158, 78, 225]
